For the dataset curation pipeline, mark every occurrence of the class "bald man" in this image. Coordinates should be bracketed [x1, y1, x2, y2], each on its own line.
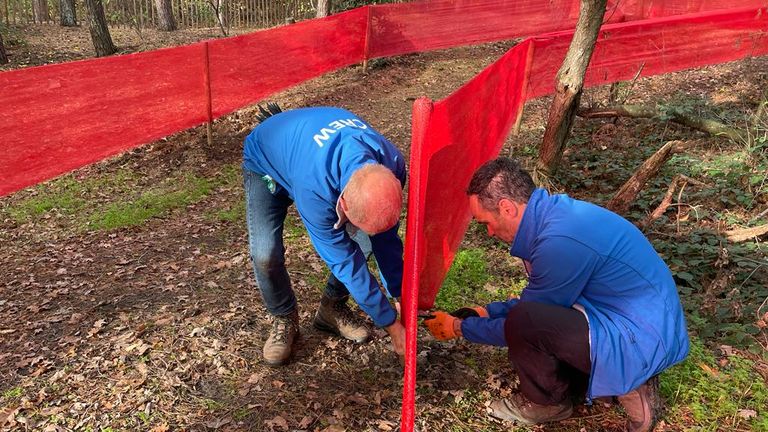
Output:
[242, 105, 406, 366]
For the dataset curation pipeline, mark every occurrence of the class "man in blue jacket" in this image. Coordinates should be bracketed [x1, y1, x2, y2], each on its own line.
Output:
[243, 105, 406, 366]
[424, 158, 689, 432]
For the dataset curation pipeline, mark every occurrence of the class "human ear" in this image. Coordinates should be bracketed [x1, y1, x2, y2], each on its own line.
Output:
[498, 198, 518, 218]
[339, 195, 349, 213]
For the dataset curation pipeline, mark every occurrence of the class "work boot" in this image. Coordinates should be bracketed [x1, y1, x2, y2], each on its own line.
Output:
[313, 294, 370, 343]
[488, 393, 573, 425]
[262, 309, 299, 366]
[617, 376, 661, 432]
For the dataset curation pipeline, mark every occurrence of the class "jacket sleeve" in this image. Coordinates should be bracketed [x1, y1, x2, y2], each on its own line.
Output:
[369, 221, 404, 299]
[460, 317, 508, 346]
[485, 298, 521, 318]
[520, 236, 602, 307]
[297, 192, 397, 328]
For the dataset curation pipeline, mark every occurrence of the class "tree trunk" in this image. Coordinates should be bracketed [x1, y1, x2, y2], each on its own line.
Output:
[154, 0, 176, 30]
[316, 0, 330, 18]
[0, 33, 8, 64]
[59, 0, 78, 26]
[217, 0, 227, 30]
[33, 0, 50, 23]
[209, 0, 228, 36]
[84, 0, 116, 57]
[534, 0, 608, 187]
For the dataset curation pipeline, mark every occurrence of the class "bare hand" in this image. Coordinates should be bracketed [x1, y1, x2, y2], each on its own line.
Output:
[385, 320, 406, 357]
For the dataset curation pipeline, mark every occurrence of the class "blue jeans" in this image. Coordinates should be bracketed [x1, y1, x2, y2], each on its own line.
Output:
[244, 169, 372, 316]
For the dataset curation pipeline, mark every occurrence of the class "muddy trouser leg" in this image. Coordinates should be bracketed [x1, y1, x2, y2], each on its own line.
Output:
[244, 169, 296, 316]
[504, 302, 592, 405]
[324, 227, 373, 300]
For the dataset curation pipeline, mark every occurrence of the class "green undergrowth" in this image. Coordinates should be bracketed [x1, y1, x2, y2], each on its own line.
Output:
[661, 336, 768, 431]
[435, 248, 526, 311]
[5, 164, 241, 232]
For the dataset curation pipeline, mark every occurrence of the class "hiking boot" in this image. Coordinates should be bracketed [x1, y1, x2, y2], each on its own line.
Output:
[313, 294, 370, 343]
[617, 376, 662, 432]
[263, 309, 299, 366]
[488, 393, 573, 425]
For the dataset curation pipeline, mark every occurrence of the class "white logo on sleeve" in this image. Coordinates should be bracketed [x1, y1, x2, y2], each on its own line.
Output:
[313, 118, 368, 147]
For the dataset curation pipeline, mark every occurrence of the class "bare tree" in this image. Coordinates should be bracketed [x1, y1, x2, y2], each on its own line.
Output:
[316, 0, 331, 18]
[84, 0, 116, 57]
[154, 0, 177, 31]
[60, 0, 78, 26]
[534, 0, 607, 186]
[32, 0, 50, 23]
[207, 0, 228, 36]
[0, 33, 8, 64]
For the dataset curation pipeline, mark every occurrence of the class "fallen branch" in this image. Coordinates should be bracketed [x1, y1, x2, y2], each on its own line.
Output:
[607, 140, 699, 214]
[640, 174, 707, 228]
[725, 224, 768, 243]
[578, 104, 744, 142]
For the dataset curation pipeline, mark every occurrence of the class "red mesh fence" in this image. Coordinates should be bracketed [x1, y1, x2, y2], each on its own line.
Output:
[3, 0, 762, 197]
[209, 8, 368, 118]
[366, 0, 766, 58]
[527, 6, 768, 99]
[0, 44, 209, 197]
[401, 43, 532, 430]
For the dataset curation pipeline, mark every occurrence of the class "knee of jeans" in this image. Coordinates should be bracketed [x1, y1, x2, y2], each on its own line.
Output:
[250, 251, 284, 273]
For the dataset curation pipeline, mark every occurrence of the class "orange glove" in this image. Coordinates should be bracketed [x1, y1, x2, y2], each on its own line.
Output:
[423, 311, 461, 340]
[450, 306, 489, 319]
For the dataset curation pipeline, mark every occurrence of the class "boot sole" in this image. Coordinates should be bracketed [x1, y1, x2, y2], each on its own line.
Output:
[489, 403, 573, 425]
[313, 318, 369, 343]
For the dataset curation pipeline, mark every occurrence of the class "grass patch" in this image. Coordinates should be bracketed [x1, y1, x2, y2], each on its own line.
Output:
[661, 336, 768, 431]
[6, 173, 132, 223]
[89, 175, 213, 230]
[211, 199, 246, 223]
[435, 248, 526, 311]
[4, 165, 243, 232]
[2, 386, 23, 400]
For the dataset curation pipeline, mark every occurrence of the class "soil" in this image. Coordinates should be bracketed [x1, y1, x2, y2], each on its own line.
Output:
[1, 23, 767, 432]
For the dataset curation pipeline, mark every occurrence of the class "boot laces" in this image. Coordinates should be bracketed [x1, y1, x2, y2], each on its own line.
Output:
[333, 301, 359, 326]
[271, 315, 294, 343]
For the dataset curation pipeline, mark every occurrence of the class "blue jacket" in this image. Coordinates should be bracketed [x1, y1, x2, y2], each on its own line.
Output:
[243, 107, 406, 327]
[461, 188, 689, 398]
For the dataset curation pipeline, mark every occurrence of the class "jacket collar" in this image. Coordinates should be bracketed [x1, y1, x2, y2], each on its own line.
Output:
[509, 188, 549, 260]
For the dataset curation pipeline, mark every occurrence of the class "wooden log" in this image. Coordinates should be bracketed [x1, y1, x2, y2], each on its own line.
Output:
[578, 104, 744, 142]
[607, 140, 697, 215]
[725, 224, 768, 243]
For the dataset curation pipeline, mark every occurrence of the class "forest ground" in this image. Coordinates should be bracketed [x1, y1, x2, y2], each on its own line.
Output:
[1, 23, 767, 431]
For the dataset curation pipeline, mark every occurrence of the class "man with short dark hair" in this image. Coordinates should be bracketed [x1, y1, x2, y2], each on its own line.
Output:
[243, 105, 406, 366]
[423, 157, 689, 432]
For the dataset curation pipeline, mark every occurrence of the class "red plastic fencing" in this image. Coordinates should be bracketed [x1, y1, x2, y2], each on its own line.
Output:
[3, 0, 761, 197]
[527, 6, 768, 99]
[208, 8, 368, 118]
[401, 42, 533, 431]
[0, 44, 209, 196]
[367, 0, 767, 58]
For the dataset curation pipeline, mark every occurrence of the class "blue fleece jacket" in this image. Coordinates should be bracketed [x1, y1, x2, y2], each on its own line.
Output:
[461, 188, 689, 398]
[242, 107, 406, 327]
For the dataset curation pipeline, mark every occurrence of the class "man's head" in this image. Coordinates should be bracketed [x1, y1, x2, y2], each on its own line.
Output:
[466, 158, 535, 243]
[340, 164, 402, 235]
